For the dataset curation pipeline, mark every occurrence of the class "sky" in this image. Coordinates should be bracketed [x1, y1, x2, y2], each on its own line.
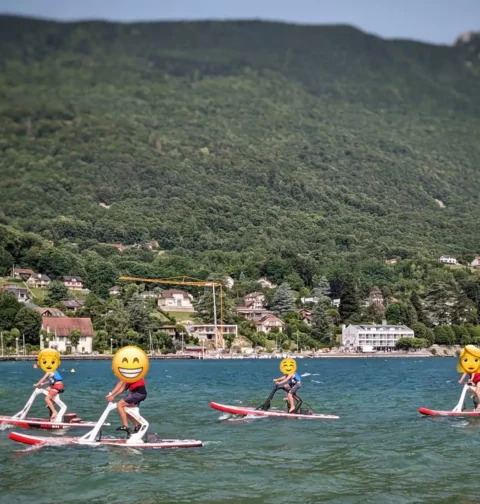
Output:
[0, 0, 479, 45]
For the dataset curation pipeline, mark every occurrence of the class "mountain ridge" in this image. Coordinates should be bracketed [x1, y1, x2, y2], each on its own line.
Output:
[0, 16, 479, 268]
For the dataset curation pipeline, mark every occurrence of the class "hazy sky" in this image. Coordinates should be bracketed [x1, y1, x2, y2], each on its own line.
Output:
[1, 0, 478, 45]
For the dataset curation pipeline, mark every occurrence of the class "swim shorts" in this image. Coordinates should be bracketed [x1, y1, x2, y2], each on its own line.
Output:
[124, 391, 147, 406]
[289, 382, 302, 395]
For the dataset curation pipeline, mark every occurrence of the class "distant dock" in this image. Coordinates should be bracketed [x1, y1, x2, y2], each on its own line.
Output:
[0, 354, 200, 362]
[0, 351, 438, 362]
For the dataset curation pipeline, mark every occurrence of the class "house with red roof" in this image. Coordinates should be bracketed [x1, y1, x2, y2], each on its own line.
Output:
[41, 317, 94, 353]
[12, 267, 35, 280]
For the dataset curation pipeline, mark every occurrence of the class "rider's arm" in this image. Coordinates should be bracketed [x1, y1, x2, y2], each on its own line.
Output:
[106, 381, 126, 400]
[459, 372, 468, 384]
[276, 374, 293, 385]
[34, 372, 51, 387]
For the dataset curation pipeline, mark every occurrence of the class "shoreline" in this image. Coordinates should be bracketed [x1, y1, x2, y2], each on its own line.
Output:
[0, 352, 441, 362]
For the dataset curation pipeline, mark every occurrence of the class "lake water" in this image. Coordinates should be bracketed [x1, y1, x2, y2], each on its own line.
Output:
[0, 357, 477, 504]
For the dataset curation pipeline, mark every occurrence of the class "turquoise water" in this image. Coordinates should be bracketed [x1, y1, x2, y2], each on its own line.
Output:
[0, 358, 477, 504]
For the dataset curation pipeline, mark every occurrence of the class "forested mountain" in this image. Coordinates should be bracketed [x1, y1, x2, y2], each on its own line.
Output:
[0, 16, 479, 281]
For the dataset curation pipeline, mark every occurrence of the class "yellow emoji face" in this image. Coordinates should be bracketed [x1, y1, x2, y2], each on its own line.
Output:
[38, 349, 60, 373]
[280, 358, 297, 375]
[112, 346, 149, 383]
[457, 345, 480, 374]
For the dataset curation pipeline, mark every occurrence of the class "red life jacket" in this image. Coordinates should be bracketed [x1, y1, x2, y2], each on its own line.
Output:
[126, 379, 146, 391]
[472, 373, 480, 384]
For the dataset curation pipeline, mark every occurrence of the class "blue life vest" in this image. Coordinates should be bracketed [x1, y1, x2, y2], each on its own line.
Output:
[289, 372, 301, 386]
[48, 370, 63, 384]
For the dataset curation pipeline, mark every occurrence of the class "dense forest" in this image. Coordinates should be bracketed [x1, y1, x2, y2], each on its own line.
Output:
[0, 17, 479, 351]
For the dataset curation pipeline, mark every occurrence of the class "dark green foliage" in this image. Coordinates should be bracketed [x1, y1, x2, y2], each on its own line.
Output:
[339, 279, 360, 322]
[0, 292, 22, 330]
[0, 248, 14, 276]
[410, 292, 428, 325]
[311, 301, 333, 345]
[0, 18, 479, 272]
[93, 330, 109, 353]
[69, 329, 81, 351]
[271, 283, 295, 317]
[452, 325, 471, 345]
[395, 337, 428, 350]
[13, 307, 42, 345]
[385, 301, 418, 326]
[0, 18, 480, 340]
[223, 333, 236, 350]
[46, 280, 69, 305]
[411, 322, 435, 345]
[433, 325, 456, 345]
[126, 295, 151, 337]
[85, 257, 118, 298]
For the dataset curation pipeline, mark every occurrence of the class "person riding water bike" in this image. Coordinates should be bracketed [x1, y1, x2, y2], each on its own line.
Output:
[106, 378, 147, 434]
[273, 369, 302, 413]
[33, 370, 64, 419]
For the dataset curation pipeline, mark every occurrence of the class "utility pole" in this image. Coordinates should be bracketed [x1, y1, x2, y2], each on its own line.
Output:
[23, 333, 25, 356]
[180, 331, 184, 352]
[15, 337, 19, 355]
[212, 284, 217, 350]
[110, 338, 113, 355]
[1, 332, 3, 357]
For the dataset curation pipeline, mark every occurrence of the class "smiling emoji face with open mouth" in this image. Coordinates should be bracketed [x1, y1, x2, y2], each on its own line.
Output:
[280, 358, 297, 375]
[112, 346, 149, 383]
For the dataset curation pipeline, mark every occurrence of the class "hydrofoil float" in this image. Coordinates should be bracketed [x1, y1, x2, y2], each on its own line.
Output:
[210, 385, 339, 420]
[9, 401, 203, 450]
[0, 388, 103, 430]
[419, 384, 480, 417]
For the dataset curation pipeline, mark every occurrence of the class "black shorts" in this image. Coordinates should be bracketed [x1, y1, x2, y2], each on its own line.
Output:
[288, 382, 302, 395]
[124, 391, 147, 406]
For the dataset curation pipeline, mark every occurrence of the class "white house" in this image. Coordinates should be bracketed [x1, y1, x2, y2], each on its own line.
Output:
[188, 324, 238, 343]
[438, 255, 457, 265]
[109, 286, 121, 296]
[158, 289, 195, 312]
[256, 314, 285, 333]
[139, 291, 161, 300]
[61, 276, 84, 290]
[342, 324, 414, 352]
[331, 299, 340, 308]
[41, 317, 94, 354]
[236, 307, 272, 321]
[27, 273, 51, 289]
[470, 257, 480, 268]
[243, 292, 265, 309]
[256, 277, 277, 289]
[300, 296, 319, 305]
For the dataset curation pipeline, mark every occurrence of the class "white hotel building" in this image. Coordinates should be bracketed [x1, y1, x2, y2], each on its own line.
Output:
[342, 324, 414, 352]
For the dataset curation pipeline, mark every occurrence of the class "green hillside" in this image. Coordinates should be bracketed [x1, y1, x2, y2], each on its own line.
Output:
[0, 16, 480, 270]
